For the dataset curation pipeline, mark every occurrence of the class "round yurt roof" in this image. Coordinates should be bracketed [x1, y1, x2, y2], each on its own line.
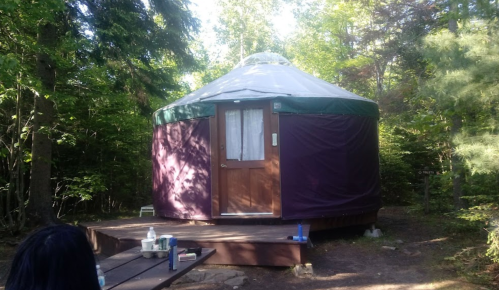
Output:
[154, 53, 378, 125]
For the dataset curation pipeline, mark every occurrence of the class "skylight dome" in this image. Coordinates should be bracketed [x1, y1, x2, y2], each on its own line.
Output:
[234, 52, 292, 68]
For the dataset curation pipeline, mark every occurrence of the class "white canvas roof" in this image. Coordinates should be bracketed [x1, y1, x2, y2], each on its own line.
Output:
[167, 53, 375, 109]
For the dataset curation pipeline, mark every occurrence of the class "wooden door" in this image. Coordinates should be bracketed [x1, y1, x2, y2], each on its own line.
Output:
[218, 101, 273, 215]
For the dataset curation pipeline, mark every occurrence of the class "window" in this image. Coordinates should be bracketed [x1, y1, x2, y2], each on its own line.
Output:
[225, 108, 264, 161]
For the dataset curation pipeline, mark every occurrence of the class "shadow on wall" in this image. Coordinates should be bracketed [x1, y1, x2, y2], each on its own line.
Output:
[152, 118, 212, 220]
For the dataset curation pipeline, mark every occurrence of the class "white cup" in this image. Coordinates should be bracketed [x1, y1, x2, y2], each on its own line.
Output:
[141, 238, 154, 251]
[159, 235, 173, 251]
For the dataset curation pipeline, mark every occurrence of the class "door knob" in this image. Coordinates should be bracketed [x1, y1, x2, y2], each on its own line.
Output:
[221, 164, 227, 168]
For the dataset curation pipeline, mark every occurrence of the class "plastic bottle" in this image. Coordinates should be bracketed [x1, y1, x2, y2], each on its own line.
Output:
[287, 235, 308, 241]
[147, 227, 156, 242]
[168, 237, 178, 271]
[298, 223, 303, 241]
[96, 265, 105, 289]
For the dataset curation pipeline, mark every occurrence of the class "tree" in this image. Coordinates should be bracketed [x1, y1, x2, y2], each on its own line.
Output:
[419, 0, 499, 210]
[419, 1, 499, 262]
[215, 0, 285, 65]
[288, 0, 438, 103]
[422, 25, 499, 169]
[448, 0, 465, 210]
[0, 0, 66, 229]
[31, 21, 59, 225]
[0, 0, 199, 227]
[189, 42, 232, 89]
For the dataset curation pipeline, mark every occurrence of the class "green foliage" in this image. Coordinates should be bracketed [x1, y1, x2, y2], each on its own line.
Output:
[215, 0, 286, 66]
[61, 173, 107, 202]
[379, 123, 441, 206]
[0, 0, 199, 229]
[488, 225, 499, 263]
[421, 22, 499, 173]
[428, 172, 455, 212]
[379, 124, 413, 205]
[445, 245, 493, 285]
[189, 43, 232, 88]
[420, 17, 499, 261]
[288, 0, 373, 96]
[422, 25, 499, 111]
[454, 124, 499, 176]
[61, 210, 139, 226]
[288, 0, 438, 102]
[53, 78, 158, 213]
[457, 202, 499, 263]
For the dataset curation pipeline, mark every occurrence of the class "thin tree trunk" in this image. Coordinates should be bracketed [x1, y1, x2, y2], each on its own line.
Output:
[448, 2, 464, 210]
[449, 3, 458, 33]
[374, 60, 386, 99]
[451, 115, 464, 209]
[29, 22, 58, 225]
[16, 64, 26, 230]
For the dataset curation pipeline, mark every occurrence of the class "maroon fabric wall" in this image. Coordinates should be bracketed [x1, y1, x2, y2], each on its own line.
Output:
[152, 118, 212, 220]
[279, 114, 381, 220]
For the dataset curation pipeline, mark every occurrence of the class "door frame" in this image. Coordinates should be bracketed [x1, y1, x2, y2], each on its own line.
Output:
[210, 100, 281, 218]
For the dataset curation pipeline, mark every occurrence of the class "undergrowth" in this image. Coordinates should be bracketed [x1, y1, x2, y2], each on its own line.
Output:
[60, 210, 139, 225]
[409, 208, 498, 287]
[445, 245, 495, 285]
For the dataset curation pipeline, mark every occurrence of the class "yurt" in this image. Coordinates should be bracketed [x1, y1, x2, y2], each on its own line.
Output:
[152, 53, 381, 227]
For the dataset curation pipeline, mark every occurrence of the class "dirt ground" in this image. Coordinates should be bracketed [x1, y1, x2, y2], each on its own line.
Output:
[0, 207, 496, 290]
[169, 207, 494, 290]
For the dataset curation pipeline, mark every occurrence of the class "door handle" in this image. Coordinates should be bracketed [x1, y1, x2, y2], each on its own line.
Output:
[221, 164, 227, 168]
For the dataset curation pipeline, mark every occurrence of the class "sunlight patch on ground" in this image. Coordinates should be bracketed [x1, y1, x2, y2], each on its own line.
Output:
[412, 237, 449, 245]
[311, 273, 478, 290]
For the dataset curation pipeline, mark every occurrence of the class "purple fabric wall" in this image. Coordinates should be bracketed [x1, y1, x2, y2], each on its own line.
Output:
[279, 114, 381, 220]
[152, 118, 212, 220]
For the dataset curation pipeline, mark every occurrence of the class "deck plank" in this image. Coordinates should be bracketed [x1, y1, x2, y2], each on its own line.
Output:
[111, 248, 216, 290]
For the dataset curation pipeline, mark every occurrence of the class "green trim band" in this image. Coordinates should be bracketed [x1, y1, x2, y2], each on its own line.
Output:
[153, 103, 215, 126]
[153, 97, 379, 125]
[272, 97, 379, 119]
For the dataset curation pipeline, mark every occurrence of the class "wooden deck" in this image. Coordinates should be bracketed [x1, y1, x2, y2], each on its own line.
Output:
[101, 247, 216, 290]
[80, 216, 309, 267]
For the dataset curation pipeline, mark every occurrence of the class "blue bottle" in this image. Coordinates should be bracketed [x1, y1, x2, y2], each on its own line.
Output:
[298, 223, 303, 241]
[287, 235, 308, 241]
[168, 237, 178, 271]
[96, 265, 105, 289]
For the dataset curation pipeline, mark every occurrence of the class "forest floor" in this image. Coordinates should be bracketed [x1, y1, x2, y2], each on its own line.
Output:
[169, 207, 498, 290]
[1, 207, 498, 290]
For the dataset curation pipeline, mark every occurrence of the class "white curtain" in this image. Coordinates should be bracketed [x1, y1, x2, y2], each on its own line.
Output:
[242, 109, 264, 160]
[225, 110, 242, 160]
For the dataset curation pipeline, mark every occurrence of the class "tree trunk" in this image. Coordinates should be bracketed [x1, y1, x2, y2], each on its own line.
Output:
[451, 115, 464, 210]
[375, 60, 385, 98]
[448, 1, 458, 34]
[15, 68, 26, 231]
[448, 2, 464, 210]
[29, 22, 58, 225]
